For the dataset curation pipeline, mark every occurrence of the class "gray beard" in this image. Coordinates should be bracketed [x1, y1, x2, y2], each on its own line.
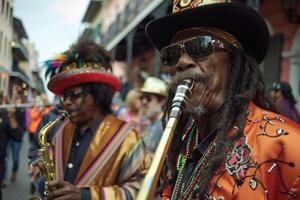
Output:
[143, 106, 162, 120]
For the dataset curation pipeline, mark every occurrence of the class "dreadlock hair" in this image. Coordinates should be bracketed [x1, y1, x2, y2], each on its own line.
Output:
[161, 46, 271, 197]
[81, 83, 114, 115]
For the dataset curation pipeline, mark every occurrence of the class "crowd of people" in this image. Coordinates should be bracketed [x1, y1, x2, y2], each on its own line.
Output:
[0, 0, 300, 200]
[0, 55, 170, 200]
[0, 87, 54, 200]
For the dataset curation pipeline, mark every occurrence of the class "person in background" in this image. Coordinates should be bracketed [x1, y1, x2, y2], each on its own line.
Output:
[145, 0, 300, 199]
[111, 93, 126, 117]
[28, 102, 64, 161]
[271, 81, 300, 124]
[29, 40, 150, 199]
[27, 94, 52, 144]
[5, 85, 27, 183]
[140, 76, 167, 155]
[119, 89, 143, 132]
[133, 70, 148, 89]
[0, 92, 23, 200]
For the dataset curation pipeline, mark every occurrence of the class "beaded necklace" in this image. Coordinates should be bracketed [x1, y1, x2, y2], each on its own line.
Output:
[171, 122, 198, 200]
[171, 122, 217, 200]
[182, 137, 216, 200]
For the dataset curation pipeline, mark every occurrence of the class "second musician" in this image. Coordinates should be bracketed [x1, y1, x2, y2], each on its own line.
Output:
[31, 40, 150, 200]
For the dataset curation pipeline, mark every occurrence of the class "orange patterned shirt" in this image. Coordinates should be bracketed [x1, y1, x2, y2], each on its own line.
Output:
[162, 102, 300, 200]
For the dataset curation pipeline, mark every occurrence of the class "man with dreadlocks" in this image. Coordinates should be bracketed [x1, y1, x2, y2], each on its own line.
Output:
[145, 0, 300, 199]
[31, 40, 150, 200]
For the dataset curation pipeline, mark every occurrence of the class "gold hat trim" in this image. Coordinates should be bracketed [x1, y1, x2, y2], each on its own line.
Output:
[61, 62, 112, 73]
[173, 0, 231, 13]
[172, 27, 243, 50]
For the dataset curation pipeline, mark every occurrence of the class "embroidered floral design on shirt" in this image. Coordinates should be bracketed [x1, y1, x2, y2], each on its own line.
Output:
[225, 135, 252, 186]
[207, 106, 298, 200]
[247, 112, 289, 138]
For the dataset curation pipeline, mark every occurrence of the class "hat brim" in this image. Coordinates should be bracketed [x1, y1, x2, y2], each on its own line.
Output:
[146, 2, 269, 63]
[48, 69, 121, 95]
[140, 89, 167, 97]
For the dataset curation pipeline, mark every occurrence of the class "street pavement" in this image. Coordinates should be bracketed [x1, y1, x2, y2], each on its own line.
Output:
[2, 136, 36, 200]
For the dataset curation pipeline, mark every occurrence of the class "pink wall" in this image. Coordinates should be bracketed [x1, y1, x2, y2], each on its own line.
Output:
[260, 0, 300, 81]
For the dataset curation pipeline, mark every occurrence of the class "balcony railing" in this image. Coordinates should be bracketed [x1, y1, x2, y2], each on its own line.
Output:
[11, 41, 29, 61]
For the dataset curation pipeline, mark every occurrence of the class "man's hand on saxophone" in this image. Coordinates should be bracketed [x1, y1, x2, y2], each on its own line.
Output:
[47, 180, 81, 200]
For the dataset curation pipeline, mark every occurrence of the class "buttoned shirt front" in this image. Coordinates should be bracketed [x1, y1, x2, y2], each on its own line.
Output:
[64, 119, 100, 183]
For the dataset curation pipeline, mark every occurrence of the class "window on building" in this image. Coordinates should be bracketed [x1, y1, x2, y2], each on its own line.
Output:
[1, 0, 4, 15]
[3, 0, 6, 17]
[7, 39, 10, 58]
[0, 31, 2, 55]
[262, 34, 283, 87]
[0, 74, 4, 91]
[4, 36, 7, 57]
[5, 1, 9, 20]
[10, 7, 12, 24]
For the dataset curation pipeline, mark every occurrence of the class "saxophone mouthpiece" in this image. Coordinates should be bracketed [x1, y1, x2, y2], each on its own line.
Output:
[58, 111, 70, 120]
[169, 78, 195, 118]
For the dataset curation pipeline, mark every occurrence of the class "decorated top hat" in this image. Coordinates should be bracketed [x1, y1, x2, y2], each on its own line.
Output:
[46, 40, 121, 95]
[141, 76, 168, 97]
[146, 0, 270, 63]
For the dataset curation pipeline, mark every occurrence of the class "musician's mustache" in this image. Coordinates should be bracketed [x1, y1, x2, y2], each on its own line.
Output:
[68, 108, 81, 114]
[169, 71, 211, 91]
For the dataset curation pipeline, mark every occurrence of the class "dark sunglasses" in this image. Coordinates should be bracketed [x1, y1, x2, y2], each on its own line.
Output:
[59, 90, 86, 103]
[140, 95, 153, 103]
[160, 36, 228, 67]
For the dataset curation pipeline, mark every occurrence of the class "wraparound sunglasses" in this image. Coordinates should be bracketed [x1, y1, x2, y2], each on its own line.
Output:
[160, 36, 228, 67]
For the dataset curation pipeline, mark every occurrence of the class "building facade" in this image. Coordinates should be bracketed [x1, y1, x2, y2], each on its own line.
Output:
[0, 0, 43, 104]
[81, 0, 168, 94]
[81, 0, 300, 109]
[260, 0, 300, 111]
[0, 0, 13, 97]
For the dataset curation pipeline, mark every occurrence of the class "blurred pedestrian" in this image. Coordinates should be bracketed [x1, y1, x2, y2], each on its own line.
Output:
[0, 92, 23, 200]
[27, 94, 52, 143]
[271, 81, 300, 124]
[5, 87, 27, 183]
[119, 89, 143, 132]
[140, 76, 167, 155]
[111, 93, 126, 117]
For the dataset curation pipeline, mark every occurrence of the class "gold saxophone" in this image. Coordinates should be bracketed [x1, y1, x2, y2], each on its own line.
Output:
[30, 111, 69, 200]
[137, 78, 194, 200]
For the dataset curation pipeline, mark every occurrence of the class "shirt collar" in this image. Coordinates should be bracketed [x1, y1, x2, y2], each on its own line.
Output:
[75, 118, 101, 137]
